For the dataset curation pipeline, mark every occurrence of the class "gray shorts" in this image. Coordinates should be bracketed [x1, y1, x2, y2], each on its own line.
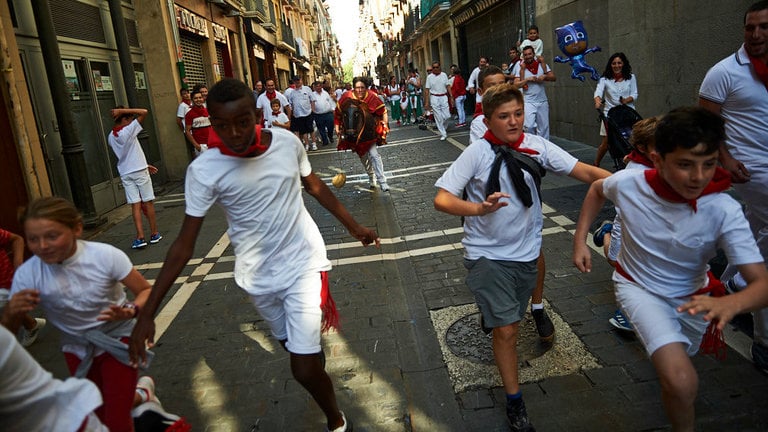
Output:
[464, 257, 537, 328]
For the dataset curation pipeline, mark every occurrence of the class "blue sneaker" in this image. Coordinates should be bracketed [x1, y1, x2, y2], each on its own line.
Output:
[132, 238, 148, 249]
[149, 233, 163, 244]
[592, 220, 613, 247]
[609, 309, 633, 331]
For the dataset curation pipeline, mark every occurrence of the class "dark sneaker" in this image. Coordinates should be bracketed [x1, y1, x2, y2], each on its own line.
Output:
[592, 220, 613, 247]
[132, 238, 148, 249]
[752, 342, 768, 375]
[532, 309, 554, 341]
[609, 309, 633, 332]
[149, 233, 163, 244]
[506, 398, 535, 432]
[132, 401, 191, 431]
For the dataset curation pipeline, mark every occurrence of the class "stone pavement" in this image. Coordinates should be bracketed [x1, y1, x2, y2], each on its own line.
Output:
[24, 121, 768, 431]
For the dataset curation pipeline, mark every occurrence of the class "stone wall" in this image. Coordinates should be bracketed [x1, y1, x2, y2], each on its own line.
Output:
[535, 0, 754, 145]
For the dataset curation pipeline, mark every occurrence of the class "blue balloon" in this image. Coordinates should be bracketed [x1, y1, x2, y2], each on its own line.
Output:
[553, 21, 601, 81]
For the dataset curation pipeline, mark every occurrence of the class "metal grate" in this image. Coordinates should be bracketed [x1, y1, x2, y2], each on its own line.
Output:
[215, 43, 224, 78]
[180, 34, 208, 87]
[124, 18, 139, 47]
[49, 0, 106, 44]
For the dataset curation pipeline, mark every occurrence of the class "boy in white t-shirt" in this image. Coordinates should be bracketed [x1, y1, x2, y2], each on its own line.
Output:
[129, 78, 379, 432]
[108, 107, 162, 249]
[573, 107, 768, 431]
[266, 98, 290, 130]
[434, 83, 608, 431]
[518, 25, 544, 62]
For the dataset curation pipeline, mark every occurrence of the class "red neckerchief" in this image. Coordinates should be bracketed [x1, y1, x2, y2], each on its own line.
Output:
[644, 167, 731, 212]
[613, 73, 623, 81]
[112, 124, 126, 137]
[525, 60, 539, 76]
[625, 150, 654, 167]
[271, 110, 281, 117]
[749, 55, 768, 91]
[266, 90, 276, 101]
[482, 130, 538, 155]
[208, 125, 268, 158]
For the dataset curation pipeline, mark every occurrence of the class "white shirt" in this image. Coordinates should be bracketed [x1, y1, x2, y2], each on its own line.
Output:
[700, 44, 768, 170]
[11, 241, 132, 341]
[107, 119, 148, 176]
[312, 89, 335, 114]
[257, 92, 290, 125]
[511, 61, 551, 103]
[185, 128, 331, 295]
[604, 169, 762, 298]
[435, 134, 578, 261]
[266, 111, 290, 128]
[425, 72, 451, 95]
[520, 38, 544, 57]
[287, 85, 315, 118]
[467, 66, 481, 91]
[469, 114, 487, 143]
[0, 326, 104, 432]
[176, 101, 192, 129]
[594, 75, 638, 114]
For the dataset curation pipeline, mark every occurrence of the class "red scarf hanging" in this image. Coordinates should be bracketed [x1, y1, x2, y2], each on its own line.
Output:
[111, 125, 125, 137]
[625, 149, 654, 167]
[613, 73, 623, 81]
[525, 60, 540, 76]
[644, 167, 731, 212]
[319, 271, 339, 332]
[208, 125, 268, 157]
[266, 90, 277, 101]
[482, 130, 538, 155]
[749, 55, 768, 92]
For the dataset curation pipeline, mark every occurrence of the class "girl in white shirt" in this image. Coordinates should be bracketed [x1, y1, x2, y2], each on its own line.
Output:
[593, 52, 638, 166]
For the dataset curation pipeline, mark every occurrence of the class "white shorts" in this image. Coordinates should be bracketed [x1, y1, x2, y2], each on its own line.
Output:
[607, 215, 622, 262]
[614, 273, 709, 357]
[600, 120, 607, 137]
[121, 169, 155, 204]
[249, 271, 323, 355]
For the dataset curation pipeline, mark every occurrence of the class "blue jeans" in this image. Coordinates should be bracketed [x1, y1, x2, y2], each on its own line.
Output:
[313, 112, 334, 145]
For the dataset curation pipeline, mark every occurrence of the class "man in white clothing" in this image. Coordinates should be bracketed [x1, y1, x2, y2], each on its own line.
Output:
[312, 81, 336, 146]
[512, 46, 556, 140]
[424, 61, 453, 140]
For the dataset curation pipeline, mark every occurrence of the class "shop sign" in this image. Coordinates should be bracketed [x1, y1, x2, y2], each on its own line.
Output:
[212, 23, 228, 43]
[175, 5, 209, 38]
[253, 43, 266, 60]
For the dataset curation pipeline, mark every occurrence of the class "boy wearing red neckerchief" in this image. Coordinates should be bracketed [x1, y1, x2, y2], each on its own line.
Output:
[435, 83, 609, 432]
[129, 78, 379, 432]
[573, 107, 768, 431]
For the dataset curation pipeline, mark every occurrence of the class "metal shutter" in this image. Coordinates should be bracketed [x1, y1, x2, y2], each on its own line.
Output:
[215, 43, 225, 77]
[49, 0, 105, 44]
[180, 34, 208, 87]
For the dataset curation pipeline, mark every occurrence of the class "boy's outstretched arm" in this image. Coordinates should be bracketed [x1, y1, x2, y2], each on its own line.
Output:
[573, 179, 607, 273]
[568, 161, 611, 184]
[129, 214, 204, 366]
[434, 188, 510, 216]
[678, 262, 768, 330]
[302, 172, 380, 247]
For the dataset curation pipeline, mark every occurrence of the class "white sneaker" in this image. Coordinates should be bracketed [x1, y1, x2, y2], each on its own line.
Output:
[379, 183, 390, 192]
[310, 143, 318, 151]
[20, 318, 46, 347]
[326, 411, 351, 432]
[440, 135, 447, 141]
[136, 376, 161, 406]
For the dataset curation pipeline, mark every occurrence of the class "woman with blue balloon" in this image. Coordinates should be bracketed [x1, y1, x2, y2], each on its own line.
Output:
[593, 53, 638, 166]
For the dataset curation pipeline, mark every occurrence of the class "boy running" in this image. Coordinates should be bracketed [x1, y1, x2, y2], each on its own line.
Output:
[573, 107, 768, 431]
[129, 78, 378, 432]
[434, 83, 608, 431]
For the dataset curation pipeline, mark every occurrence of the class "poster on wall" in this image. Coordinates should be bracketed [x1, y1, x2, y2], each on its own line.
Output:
[62, 60, 80, 93]
[135, 71, 147, 90]
[101, 76, 113, 91]
[92, 70, 103, 91]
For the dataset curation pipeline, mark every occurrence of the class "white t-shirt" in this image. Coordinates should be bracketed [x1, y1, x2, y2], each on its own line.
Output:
[604, 169, 763, 298]
[287, 85, 315, 118]
[266, 111, 290, 128]
[176, 101, 192, 129]
[312, 89, 335, 114]
[520, 38, 544, 57]
[466, 66, 481, 91]
[11, 241, 132, 343]
[335, 88, 343, 100]
[435, 134, 578, 261]
[594, 75, 638, 114]
[511, 61, 550, 103]
[0, 326, 104, 432]
[425, 72, 451, 95]
[257, 92, 290, 125]
[184, 128, 331, 295]
[107, 119, 148, 176]
[469, 114, 487, 143]
[699, 44, 768, 170]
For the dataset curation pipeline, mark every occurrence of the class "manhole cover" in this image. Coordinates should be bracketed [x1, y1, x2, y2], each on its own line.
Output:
[445, 312, 552, 364]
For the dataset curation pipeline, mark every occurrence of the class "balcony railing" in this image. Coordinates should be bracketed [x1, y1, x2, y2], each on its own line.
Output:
[278, 20, 296, 51]
[420, 0, 450, 20]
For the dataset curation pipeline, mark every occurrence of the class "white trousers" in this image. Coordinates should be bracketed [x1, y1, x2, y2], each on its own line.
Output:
[361, 144, 386, 185]
[430, 94, 450, 138]
[524, 100, 550, 140]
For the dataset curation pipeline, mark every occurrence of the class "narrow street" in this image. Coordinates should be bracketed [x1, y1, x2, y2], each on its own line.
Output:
[28, 122, 768, 431]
